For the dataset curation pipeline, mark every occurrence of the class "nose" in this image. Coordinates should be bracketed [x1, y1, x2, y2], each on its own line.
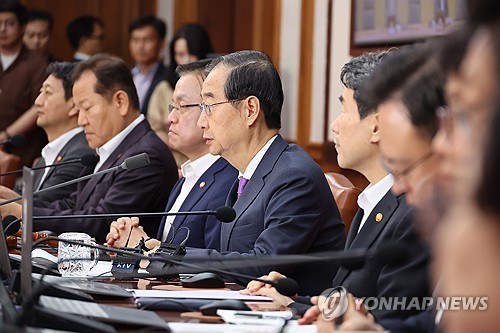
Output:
[197, 112, 207, 129]
[77, 110, 87, 127]
[34, 92, 43, 107]
[167, 109, 177, 124]
[330, 116, 340, 134]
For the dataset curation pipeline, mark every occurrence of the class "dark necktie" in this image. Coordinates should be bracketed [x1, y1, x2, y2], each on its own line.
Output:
[237, 177, 249, 198]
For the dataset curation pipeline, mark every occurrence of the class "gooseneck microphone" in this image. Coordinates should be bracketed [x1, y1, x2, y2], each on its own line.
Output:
[0, 133, 27, 146]
[31, 206, 237, 223]
[0, 153, 99, 177]
[0, 153, 150, 206]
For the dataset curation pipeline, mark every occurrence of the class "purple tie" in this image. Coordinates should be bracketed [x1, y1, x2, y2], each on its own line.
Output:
[237, 177, 249, 198]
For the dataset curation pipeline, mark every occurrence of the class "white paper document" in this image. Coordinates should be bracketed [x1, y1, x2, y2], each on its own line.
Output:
[168, 322, 317, 333]
[129, 289, 273, 301]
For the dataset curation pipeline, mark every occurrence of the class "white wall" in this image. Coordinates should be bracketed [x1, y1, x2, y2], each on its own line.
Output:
[278, 0, 302, 141]
[328, 0, 352, 142]
[157, 0, 174, 64]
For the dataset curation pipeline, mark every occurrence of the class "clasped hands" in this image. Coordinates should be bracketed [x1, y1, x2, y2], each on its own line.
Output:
[0, 185, 22, 218]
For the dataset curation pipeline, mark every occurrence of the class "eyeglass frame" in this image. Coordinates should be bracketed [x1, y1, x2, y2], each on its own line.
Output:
[379, 150, 434, 181]
[199, 98, 246, 116]
[167, 103, 201, 116]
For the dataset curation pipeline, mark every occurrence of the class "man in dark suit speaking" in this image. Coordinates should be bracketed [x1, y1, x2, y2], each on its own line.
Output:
[185, 50, 346, 296]
[243, 52, 430, 322]
[0, 54, 178, 242]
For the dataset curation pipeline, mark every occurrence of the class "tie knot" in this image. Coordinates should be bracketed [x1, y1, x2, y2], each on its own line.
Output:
[237, 177, 249, 197]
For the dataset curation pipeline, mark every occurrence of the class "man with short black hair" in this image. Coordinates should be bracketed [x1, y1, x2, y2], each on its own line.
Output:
[129, 15, 171, 115]
[66, 15, 104, 61]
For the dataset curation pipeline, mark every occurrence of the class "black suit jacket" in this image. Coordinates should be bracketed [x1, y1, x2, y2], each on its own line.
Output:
[33, 119, 179, 242]
[140, 62, 169, 115]
[33, 131, 94, 202]
[333, 191, 431, 321]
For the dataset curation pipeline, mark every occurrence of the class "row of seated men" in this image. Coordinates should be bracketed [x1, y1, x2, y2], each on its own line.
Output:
[0, 45, 435, 333]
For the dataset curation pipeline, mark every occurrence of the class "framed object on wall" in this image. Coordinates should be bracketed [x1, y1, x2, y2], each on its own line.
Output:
[350, 0, 467, 54]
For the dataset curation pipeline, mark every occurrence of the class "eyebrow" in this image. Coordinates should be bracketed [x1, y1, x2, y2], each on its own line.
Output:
[338, 95, 344, 103]
[202, 92, 215, 99]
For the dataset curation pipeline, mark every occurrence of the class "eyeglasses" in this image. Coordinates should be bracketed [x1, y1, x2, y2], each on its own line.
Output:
[380, 150, 434, 181]
[168, 103, 201, 116]
[436, 106, 471, 140]
[199, 98, 244, 116]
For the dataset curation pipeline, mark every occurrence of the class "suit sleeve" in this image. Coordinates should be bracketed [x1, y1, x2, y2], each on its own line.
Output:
[32, 150, 176, 242]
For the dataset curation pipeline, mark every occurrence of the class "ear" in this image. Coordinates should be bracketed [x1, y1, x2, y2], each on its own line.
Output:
[244, 96, 261, 126]
[370, 113, 381, 144]
[114, 90, 130, 116]
[67, 98, 78, 117]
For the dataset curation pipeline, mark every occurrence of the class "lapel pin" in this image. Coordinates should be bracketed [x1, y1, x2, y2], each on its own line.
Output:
[56, 155, 62, 162]
[199, 181, 206, 189]
[375, 213, 383, 222]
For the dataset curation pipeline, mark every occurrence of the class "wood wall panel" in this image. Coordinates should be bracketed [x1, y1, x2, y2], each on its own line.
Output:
[21, 0, 156, 65]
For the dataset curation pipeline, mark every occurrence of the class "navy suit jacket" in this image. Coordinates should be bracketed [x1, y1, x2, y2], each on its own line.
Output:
[33, 119, 179, 242]
[185, 135, 346, 295]
[156, 157, 238, 250]
[33, 131, 95, 202]
[140, 62, 168, 115]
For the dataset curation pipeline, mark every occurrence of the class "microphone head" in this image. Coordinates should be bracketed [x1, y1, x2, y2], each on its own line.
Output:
[9, 134, 27, 147]
[80, 154, 99, 167]
[2, 215, 21, 236]
[215, 206, 236, 223]
[121, 153, 150, 170]
[274, 278, 300, 297]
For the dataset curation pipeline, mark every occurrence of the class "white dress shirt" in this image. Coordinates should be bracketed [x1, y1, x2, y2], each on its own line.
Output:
[132, 62, 160, 110]
[37, 127, 84, 190]
[356, 174, 394, 234]
[161, 154, 221, 241]
[94, 115, 145, 172]
[239, 135, 277, 180]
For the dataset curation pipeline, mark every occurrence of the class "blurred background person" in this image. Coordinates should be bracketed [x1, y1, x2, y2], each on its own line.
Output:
[128, 15, 168, 115]
[66, 15, 104, 61]
[23, 8, 56, 62]
[0, 0, 48, 167]
[148, 23, 214, 167]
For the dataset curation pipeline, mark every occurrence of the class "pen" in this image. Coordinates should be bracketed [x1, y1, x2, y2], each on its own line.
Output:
[124, 225, 133, 248]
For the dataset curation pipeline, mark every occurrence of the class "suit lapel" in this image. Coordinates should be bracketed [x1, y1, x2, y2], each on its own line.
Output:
[33, 158, 45, 190]
[349, 190, 398, 250]
[345, 209, 363, 249]
[166, 158, 228, 241]
[77, 120, 148, 205]
[220, 135, 288, 251]
[333, 190, 399, 286]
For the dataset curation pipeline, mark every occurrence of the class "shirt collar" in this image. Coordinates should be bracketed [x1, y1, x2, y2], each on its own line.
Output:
[181, 154, 220, 181]
[131, 62, 160, 77]
[41, 128, 83, 165]
[95, 115, 144, 171]
[357, 174, 394, 214]
[239, 135, 278, 180]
